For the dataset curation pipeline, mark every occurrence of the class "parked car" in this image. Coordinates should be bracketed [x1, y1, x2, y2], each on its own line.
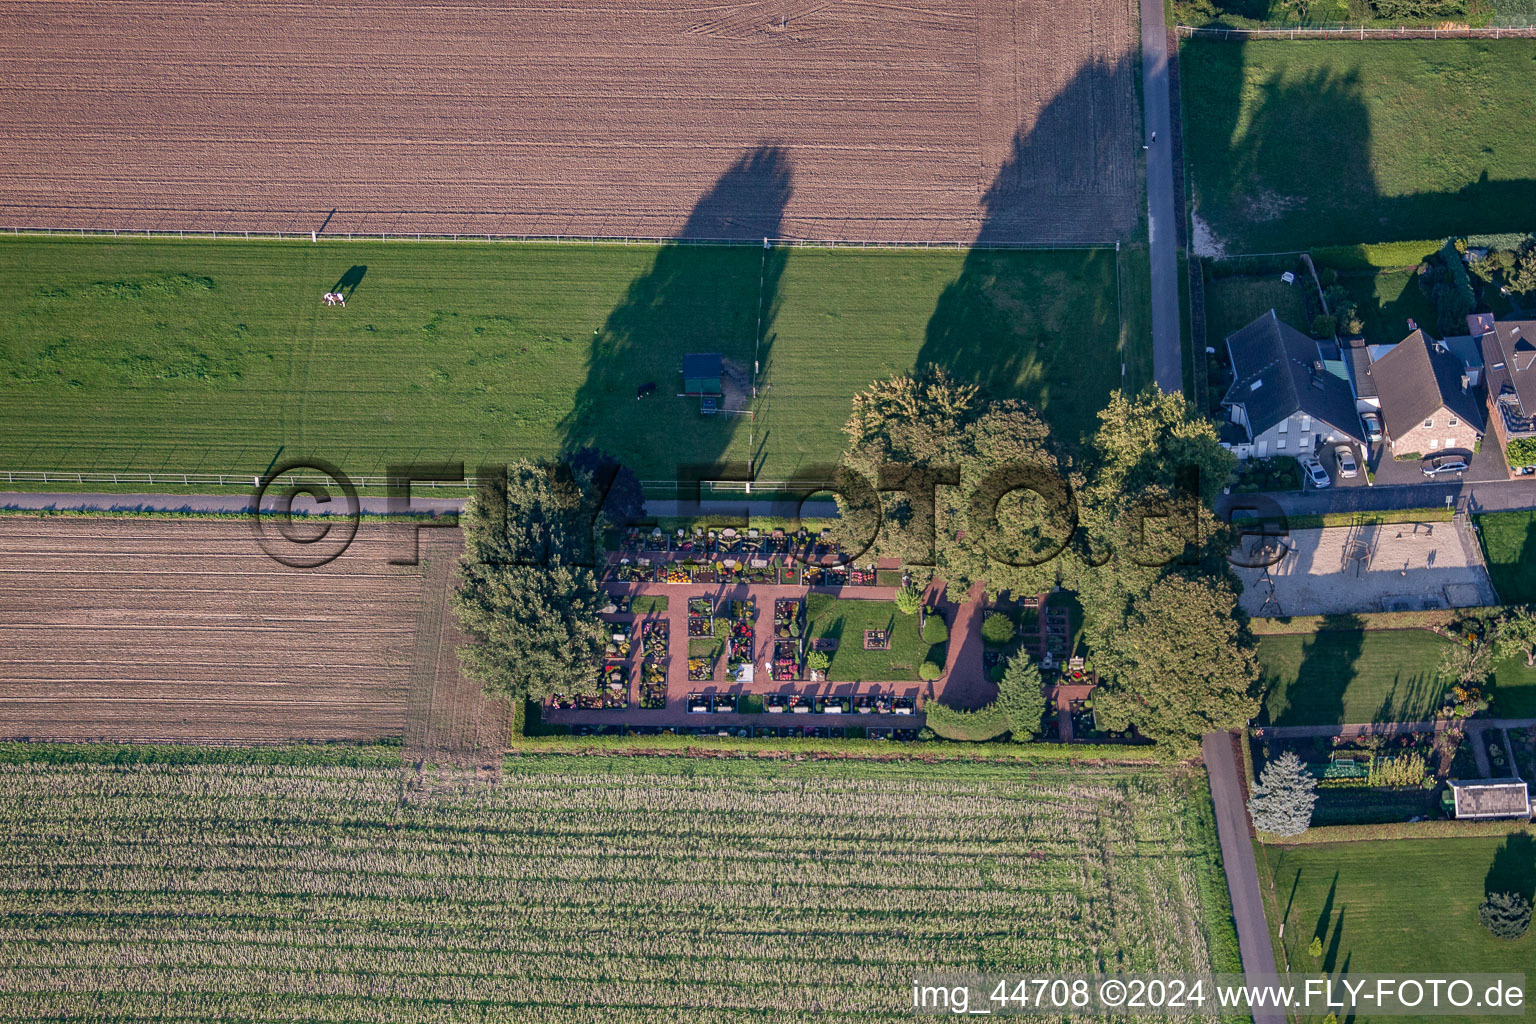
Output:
[1334, 445, 1359, 479]
[1422, 454, 1469, 477]
[1300, 457, 1331, 488]
[1361, 411, 1383, 444]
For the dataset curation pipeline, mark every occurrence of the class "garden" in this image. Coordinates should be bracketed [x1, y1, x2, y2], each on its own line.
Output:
[1252, 729, 1456, 826]
[608, 526, 885, 587]
[804, 595, 947, 683]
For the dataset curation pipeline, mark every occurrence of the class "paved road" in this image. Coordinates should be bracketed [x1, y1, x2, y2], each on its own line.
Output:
[1202, 731, 1285, 1024]
[1218, 478, 1536, 520]
[1140, 0, 1184, 395]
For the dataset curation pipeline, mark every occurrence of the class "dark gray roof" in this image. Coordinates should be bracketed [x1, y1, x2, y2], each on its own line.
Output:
[1482, 321, 1536, 418]
[681, 352, 722, 379]
[1367, 330, 1484, 441]
[1343, 338, 1377, 399]
[1451, 778, 1530, 819]
[1221, 310, 1365, 442]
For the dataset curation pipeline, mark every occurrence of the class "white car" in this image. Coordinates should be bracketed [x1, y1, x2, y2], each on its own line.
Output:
[1300, 457, 1331, 488]
[1334, 445, 1359, 479]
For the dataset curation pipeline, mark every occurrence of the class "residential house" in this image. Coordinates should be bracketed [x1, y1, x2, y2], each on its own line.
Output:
[1478, 319, 1536, 472]
[1220, 310, 1366, 459]
[1364, 329, 1484, 458]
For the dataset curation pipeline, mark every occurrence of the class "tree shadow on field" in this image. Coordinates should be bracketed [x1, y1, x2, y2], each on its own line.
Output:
[559, 147, 792, 488]
[1484, 833, 1536, 903]
[1181, 41, 1536, 252]
[915, 57, 1136, 451]
[1262, 618, 1364, 727]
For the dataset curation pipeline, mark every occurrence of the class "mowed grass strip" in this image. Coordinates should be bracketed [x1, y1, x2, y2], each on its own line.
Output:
[0, 752, 1234, 1021]
[805, 595, 945, 682]
[1264, 836, 1536, 1006]
[0, 238, 1125, 485]
[1478, 510, 1536, 606]
[1259, 624, 1536, 723]
[1182, 40, 1536, 253]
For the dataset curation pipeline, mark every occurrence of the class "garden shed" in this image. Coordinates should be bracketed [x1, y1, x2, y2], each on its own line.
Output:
[1449, 778, 1531, 820]
[680, 353, 723, 396]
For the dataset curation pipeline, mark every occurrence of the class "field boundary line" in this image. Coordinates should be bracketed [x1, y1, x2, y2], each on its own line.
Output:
[1178, 22, 1536, 39]
[0, 222, 1118, 253]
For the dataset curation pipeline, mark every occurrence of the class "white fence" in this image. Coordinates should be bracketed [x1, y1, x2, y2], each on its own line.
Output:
[0, 223, 1117, 253]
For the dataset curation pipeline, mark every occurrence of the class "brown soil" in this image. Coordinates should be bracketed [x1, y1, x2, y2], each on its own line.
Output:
[0, 517, 505, 754]
[0, 0, 1137, 243]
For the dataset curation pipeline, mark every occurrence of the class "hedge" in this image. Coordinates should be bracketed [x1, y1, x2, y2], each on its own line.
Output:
[507, 731, 1176, 764]
[0, 740, 404, 768]
[1263, 820, 1535, 845]
[1247, 609, 1494, 636]
[923, 703, 1010, 743]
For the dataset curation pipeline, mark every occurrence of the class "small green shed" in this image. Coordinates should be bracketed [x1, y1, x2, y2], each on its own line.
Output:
[681, 353, 723, 396]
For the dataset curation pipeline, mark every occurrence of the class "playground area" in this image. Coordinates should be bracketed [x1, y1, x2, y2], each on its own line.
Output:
[1235, 521, 1497, 617]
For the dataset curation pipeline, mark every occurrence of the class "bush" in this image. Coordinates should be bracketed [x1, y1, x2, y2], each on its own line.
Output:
[894, 584, 921, 616]
[922, 702, 1008, 742]
[1506, 437, 1536, 470]
[919, 659, 945, 681]
[805, 650, 830, 674]
[920, 613, 949, 645]
[1310, 313, 1338, 339]
[1480, 892, 1532, 940]
[981, 612, 1015, 646]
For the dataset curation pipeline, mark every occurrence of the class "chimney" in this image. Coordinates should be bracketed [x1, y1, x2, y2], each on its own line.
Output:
[1407, 318, 1418, 331]
[1461, 373, 1470, 393]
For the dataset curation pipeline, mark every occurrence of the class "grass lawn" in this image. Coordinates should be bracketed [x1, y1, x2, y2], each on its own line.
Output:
[1264, 836, 1536, 1009]
[1329, 267, 1440, 346]
[1257, 628, 1450, 726]
[0, 237, 1127, 487]
[805, 595, 944, 682]
[1182, 40, 1536, 253]
[1204, 272, 1311, 347]
[1478, 510, 1536, 606]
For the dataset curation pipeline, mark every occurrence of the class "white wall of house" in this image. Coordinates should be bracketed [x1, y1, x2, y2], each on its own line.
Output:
[1247, 412, 1346, 459]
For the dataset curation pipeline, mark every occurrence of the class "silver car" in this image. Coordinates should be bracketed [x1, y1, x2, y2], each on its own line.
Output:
[1334, 445, 1359, 478]
[1361, 412, 1383, 444]
[1300, 457, 1331, 488]
[1422, 454, 1468, 478]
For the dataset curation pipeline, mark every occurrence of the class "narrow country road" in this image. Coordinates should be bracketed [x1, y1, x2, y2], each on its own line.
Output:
[1202, 731, 1286, 1024]
[1140, 0, 1184, 395]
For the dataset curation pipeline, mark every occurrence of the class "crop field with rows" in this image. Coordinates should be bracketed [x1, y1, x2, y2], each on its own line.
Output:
[0, 751, 1237, 1022]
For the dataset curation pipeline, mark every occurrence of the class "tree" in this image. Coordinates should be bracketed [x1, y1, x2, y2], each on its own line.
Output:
[1307, 936, 1323, 959]
[837, 367, 1072, 600]
[923, 653, 1046, 742]
[1480, 891, 1532, 940]
[1497, 606, 1536, 668]
[1247, 751, 1318, 837]
[1091, 571, 1261, 751]
[1082, 388, 1235, 508]
[1439, 618, 1497, 688]
[981, 612, 1016, 645]
[563, 446, 644, 532]
[452, 462, 609, 704]
[894, 583, 922, 616]
[1310, 314, 1338, 339]
[994, 655, 1048, 742]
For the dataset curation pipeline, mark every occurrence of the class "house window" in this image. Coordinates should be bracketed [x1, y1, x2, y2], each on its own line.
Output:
[1447, 438, 1456, 449]
[1429, 439, 1440, 449]
[1276, 437, 1287, 450]
[1278, 418, 1289, 433]
[1449, 417, 1459, 426]
[1301, 415, 1312, 432]
[1424, 419, 1435, 428]
[1299, 434, 1312, 450]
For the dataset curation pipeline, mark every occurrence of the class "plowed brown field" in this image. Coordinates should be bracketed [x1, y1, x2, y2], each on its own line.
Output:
[0, 517, 507, 754]
[0, 0, 1138, 242]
